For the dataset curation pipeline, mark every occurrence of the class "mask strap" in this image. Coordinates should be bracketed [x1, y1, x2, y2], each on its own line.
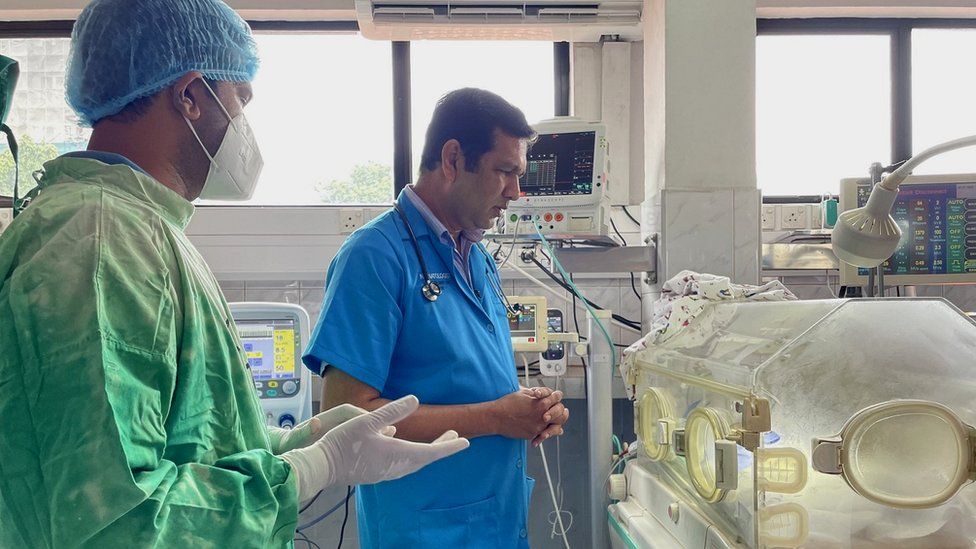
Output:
[2, 123, 21, 216]
[181, 77, 237, 164]
[182, 116, 218, 164]
[199, 78, 234, 123]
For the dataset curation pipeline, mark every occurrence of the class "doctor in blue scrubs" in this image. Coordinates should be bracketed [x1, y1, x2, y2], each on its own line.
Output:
[303, 88, 570, 547]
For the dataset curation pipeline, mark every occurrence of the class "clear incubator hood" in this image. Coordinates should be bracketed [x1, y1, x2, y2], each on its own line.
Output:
[619, 298, 976, 548]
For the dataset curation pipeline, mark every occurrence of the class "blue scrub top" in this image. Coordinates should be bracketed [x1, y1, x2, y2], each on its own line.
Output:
[303, 191, 533, 548]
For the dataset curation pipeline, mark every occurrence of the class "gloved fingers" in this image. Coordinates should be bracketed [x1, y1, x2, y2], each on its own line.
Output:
[317, 403, 367, 434]
[432, 430, 459, 444]
[361, 395, 420, 430]
[381, 425, 397, 437]
[307, 416, 323, 437]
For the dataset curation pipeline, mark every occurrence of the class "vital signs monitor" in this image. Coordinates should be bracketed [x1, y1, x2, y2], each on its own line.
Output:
[230, 302, 313, 428]
[504, 118, 609, 240]
[839, 174, 976, 286]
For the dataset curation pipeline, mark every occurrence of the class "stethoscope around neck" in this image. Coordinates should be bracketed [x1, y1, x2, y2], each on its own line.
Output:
[393, 203, 519, 316]
[394, 204, 442, 302]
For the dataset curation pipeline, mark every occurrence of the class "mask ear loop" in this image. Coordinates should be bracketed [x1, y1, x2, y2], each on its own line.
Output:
[181, 78, 234, 167]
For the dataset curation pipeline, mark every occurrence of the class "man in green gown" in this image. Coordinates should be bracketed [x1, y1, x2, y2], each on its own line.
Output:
[0, 1, 467, 547]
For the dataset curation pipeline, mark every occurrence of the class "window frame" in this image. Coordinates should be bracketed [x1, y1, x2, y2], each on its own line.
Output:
[0, 20, 570, 204]
[757, 17, 976, 198]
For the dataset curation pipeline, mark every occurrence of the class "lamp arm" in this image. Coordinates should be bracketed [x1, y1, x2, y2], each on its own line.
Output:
[881, 134, 976, 191]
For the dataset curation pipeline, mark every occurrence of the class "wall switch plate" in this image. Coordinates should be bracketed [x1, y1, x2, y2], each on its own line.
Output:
[780, 205, 808, 230]
[761, 205, 777, 230]
[339, 208, 364, 234]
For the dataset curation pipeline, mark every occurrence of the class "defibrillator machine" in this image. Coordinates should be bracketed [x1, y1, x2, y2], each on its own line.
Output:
[229, 302, 313, 429]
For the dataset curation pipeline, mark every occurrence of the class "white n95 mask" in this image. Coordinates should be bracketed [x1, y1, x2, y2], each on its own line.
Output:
[183, 80, 264, 201]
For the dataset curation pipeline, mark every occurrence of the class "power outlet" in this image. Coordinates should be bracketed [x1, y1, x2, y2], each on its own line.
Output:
[780, 205, 808, 230]
[761, 205, 777, 230]
[339, 208, 364, 234]
[0, 208, 12, 236]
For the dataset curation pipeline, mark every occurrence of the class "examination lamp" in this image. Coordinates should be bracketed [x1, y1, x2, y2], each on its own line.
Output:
[832, 134, 976, 268]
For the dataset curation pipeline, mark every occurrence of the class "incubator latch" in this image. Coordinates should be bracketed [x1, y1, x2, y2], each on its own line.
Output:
[810, 437, 843, 475]
[714, 440, 739, 491]
[739, 397, 771, 432]
[673, 429, 687, 457]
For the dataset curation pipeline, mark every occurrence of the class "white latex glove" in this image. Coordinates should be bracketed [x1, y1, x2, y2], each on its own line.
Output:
[268, 404, 367, 455]
[281, 395, 469, 501]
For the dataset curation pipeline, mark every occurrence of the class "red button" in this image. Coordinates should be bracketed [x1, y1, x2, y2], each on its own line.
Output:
[544, 213, 553, 222]
[554, 213, 564, 222]
[528, 337, 535, 342]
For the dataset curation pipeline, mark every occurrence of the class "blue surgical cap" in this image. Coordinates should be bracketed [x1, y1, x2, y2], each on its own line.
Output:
[66, 0, 260, 126]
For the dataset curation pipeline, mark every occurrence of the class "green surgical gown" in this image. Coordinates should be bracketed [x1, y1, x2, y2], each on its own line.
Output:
[0, 157, 299, 547]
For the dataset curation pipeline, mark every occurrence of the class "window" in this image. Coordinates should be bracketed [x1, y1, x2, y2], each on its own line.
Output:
[204, 34, 394, 205]
[409, 41, 554, 177]
[756, 35, 891, 196]
[912, 29, 976, 175]
[0, 38, 89, 198]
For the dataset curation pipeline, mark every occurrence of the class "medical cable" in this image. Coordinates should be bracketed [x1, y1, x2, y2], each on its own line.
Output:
[523, 254, 640, 332]
[521, 354, 571, 549]
[503, 259, 641, 332]
[294, 531, 322, 549]
[547, 375, 574, 541]
[496, 217, 521, 271]
[620, 205, 640, 228]
[535, 228, 617, 373]
[608, 217, 642, 302]
[337, 485, 352, 549]
[298, 490, 321, 514]
[524, 253, 640, 330]
[296, 495, 348, 531]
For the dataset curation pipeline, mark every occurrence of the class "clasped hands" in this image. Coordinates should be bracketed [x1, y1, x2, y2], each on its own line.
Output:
[490, 386, 570, 447]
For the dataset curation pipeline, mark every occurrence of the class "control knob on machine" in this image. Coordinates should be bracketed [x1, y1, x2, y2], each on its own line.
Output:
[278, 414, 296, 429]
[282, 380, 298, 395]
[608, 474, 627, 501]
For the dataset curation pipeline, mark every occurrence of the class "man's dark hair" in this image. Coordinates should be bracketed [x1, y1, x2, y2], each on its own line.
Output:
[420, 88, 535, 174]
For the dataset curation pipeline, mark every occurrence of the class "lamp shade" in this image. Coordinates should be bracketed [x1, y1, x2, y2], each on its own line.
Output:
[831, 184, 902, 268]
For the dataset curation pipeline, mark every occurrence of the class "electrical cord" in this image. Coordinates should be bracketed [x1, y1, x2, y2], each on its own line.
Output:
[535, 228, 617, 368]
[337, 486, 352, 549]
[497, 218, 522, 270]
[526, 255, 641, 330]
[296, 495, 348, 532]
[502, 260, 641, 333]
[609, 217, 642, 302]
[299, 491, 322, 514]
[521, 355, 571, 549]
[294, 531, 322, 549]
[620, 206, 640, 227]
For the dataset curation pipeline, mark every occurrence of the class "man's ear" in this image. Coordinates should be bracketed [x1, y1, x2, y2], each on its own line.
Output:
[170, 71, 207, 121]
[440, 139, 463, 183]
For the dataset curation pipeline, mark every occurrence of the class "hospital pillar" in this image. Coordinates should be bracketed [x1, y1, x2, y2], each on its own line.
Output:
[586, 309, 614, 549]
[641, 0, 761, 323]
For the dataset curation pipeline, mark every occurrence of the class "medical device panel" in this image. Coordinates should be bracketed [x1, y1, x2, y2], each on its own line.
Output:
[230, 302, 313, 429]
[539, 308, 567, 376]
[504, 118, 610, 240]
[839, 174, 976, 285]
[611, 298, 976, 548]
[508, 295, 548, 352]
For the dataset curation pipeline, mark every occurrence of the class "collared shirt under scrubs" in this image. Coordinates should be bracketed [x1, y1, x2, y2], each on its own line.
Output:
[0, 154, 298, 547]
[303, 190, 533, 548]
